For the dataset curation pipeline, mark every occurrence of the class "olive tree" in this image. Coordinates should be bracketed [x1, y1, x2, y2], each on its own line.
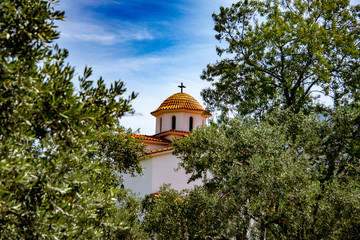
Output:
[0, 0, 146, 238]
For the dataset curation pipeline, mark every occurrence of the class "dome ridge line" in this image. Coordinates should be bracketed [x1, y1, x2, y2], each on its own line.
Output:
[150, 93, 208, 116]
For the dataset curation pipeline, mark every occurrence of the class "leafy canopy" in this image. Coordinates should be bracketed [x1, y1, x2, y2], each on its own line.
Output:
[202, 0, 360, 117]
[173, 109, 360, 239]
[0, 0, 146, 238]
[156, 0, 360, 239]
[142, 185, 238, 240]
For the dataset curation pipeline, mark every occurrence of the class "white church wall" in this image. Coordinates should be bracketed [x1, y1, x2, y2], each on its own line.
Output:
[151, 152, 202, 193]
[122, 158, 153, 197]
[155, 117, 161, 134]
[122, 151, 202, 197]
[144, 142, 168, 151]
[155, 113, 172, 133]
[124, 92, 211, 198]
[155, 112, 206, 133]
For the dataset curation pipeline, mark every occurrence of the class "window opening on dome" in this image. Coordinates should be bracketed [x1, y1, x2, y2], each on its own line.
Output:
[160, 118, 162, 132]
[189, 117, 193, 131]
[172, 116, 176, 130]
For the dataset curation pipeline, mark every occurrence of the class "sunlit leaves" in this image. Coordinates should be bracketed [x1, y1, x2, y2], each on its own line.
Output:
[173, 109, 360, 239]
[0, 0, 145, 238]
[202, 0, 360, 118]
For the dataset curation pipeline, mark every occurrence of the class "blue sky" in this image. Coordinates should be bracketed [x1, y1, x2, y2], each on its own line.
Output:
[56, 0, 235, 135]
[56, 0, 360, 135]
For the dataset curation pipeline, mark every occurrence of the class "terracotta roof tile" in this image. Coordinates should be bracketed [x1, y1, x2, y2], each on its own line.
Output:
[144, 147, 174, 155]
[132, 134, 170, 143]
[151, 93, 210, 115]
[153, 129, 189, 137]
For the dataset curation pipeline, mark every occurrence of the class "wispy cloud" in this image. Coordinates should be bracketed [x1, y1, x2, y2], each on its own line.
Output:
[56, 0, 237, 134]
[84, 42, 217, 134]
[59, 21, 154, 45]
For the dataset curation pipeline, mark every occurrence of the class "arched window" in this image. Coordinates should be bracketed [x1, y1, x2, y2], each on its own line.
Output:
[160, 117, 162, 132]
[189, 117, 193, 131]
[172, 116, 176, 130]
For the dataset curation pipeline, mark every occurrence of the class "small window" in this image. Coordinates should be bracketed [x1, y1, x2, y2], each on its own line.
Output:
[189, 117, 193, 131]
[160, 118, 162, 132]
[172, 116, 176, 129]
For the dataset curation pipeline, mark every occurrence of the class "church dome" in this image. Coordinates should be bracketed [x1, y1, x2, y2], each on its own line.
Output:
[151, 93, 208, 116]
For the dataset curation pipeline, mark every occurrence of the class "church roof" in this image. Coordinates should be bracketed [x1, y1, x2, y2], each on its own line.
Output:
[132, 134, 170, 143]
[151, 93, 210, 116]
[153, 129, 189, 138]
[144, 147, 173, 155]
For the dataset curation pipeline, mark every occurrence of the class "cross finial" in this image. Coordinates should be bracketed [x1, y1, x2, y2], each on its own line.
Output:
[178, 82, 186, 93]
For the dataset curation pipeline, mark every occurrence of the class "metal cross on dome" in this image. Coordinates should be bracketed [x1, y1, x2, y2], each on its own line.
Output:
[178, 82, 186, 93]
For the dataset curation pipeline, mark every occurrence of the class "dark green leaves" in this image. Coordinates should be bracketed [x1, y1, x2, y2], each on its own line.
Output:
[202, 0, 360, 117]
[173, 108, 360, 239]
[143, 186, 236, 239]
[0, 0, 145, 238]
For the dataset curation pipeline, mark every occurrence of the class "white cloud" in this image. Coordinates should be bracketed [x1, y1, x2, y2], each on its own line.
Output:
[59, 0, 123, 9]
[58, 21, 154, 45]
[55, 0, 228, 134]
[85, 43, 218, 135]
[59, 22, 115, 44]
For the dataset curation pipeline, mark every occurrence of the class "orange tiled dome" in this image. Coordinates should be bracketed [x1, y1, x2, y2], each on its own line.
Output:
[151, 93, 209, 116]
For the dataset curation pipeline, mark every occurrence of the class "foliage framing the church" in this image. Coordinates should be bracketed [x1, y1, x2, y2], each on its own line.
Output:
[145, 0, 360, 239]
[0, 0, 146, 238]
[173, 109, 360, 239]
[201, 0, 360, 118]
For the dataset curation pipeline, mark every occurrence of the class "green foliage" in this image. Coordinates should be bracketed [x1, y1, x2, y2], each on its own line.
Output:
[0, 0, 146, 238]
[143, 185, 240, 240]
[114, 189, 150, 240]
[202, 0, 360, 117]
[173, 109, 360, 239]
[148, 1, 360, 238]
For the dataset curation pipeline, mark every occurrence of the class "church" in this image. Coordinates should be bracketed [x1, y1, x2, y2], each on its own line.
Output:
[122, 84, 211, 197]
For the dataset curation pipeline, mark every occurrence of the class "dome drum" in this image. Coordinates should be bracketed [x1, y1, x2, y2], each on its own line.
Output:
[152, 93, 211, 134]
